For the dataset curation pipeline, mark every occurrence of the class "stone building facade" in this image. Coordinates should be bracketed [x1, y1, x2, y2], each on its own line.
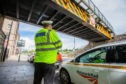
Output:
[2, 18, 20, 57]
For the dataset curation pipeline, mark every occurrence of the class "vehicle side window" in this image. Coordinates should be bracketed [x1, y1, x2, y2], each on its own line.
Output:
[116, 45, 126, 63]
[77, 48, 107, 63]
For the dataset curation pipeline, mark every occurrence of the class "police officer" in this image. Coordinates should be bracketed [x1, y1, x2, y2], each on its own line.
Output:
[33, 20, 62, 84]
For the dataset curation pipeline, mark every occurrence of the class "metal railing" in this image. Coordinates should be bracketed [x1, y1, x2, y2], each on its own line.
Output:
[77, 0, 114, 32]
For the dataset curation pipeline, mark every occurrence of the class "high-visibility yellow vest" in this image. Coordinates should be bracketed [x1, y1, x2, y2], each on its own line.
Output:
[34, 29, 62, 64]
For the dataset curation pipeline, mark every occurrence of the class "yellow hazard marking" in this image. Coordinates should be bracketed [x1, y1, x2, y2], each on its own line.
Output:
[82, 10, 88, 22]
[56, 0, 61, 6]
[72, 3, 82, 19]
[55, 0, 112, 39]
[66, 63, 126, 70]
[97, 24, 112, 39]
[60, 0, 68, 9]
[77, 7, 86, 22]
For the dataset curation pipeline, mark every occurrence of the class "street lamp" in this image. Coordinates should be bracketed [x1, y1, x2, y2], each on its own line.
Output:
[73, 37, 76, 58]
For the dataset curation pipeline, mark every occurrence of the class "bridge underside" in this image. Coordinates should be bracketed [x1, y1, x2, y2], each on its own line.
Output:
[0, 0, 110, 42]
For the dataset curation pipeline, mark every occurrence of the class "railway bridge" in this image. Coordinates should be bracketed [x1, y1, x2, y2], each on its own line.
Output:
[0, 0, 115, 42]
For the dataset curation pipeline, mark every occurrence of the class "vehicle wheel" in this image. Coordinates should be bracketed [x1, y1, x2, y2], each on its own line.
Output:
[60, 69, 71, 84]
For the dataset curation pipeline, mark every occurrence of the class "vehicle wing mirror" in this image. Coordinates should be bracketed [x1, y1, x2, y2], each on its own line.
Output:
[75, 57, 80, 63]
[71, 60, 75, 63]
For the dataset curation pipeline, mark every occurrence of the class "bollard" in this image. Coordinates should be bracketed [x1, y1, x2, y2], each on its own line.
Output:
[18, 54, 21, 62]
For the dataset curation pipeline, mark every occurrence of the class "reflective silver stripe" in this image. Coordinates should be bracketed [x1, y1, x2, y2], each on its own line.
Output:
[56, 45, 62, 49]
[47, 30, 51, 43]
[36, 48, 56, 51]
[36, 40, 61, 46]
[36, 30, 62, 51]
[54, 40, 61, 45]
[36, 43, 54, 46]
[36, 45, 62, 51]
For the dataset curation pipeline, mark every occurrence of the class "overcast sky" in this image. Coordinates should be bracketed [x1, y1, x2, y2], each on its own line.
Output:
[92, 0, 126, 34]
[19, 0, 126, 50]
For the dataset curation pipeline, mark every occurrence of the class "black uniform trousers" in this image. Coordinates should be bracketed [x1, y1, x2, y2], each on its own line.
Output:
[33, 63, 55, 84]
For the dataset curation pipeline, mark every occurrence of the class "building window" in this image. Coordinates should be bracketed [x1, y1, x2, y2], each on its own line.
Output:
[0, 49, 1, 53]
[6, 34, 9, 39]
[8, 24, 11, 29]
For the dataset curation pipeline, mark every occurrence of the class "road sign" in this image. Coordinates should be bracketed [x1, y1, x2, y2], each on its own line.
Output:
[17, 40, 25, 47]
[90, 14, 96, 27]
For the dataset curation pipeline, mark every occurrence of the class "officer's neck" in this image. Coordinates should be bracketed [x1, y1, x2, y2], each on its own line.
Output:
[44, 27, 52, 30]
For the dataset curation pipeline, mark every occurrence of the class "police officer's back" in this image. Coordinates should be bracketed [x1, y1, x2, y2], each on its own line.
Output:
[33, 20, 62, 84]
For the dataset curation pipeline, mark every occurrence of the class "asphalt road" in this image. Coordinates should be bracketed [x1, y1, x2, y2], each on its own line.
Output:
[0, 54, 65, 84]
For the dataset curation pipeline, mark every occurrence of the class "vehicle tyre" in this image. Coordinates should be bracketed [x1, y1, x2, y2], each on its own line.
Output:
[60, 69, 71, 84]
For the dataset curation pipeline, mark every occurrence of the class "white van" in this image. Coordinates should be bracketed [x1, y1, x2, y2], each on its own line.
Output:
[59, 41, 126, 84]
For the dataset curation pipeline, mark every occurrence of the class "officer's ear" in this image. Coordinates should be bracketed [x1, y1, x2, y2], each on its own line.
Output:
[49, 25, 52, 29]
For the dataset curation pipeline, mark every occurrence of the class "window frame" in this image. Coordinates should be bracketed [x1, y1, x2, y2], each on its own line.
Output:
[115, 44, 126, 63]
[74, 46, 118, 63]
[8, 24, 11, 29]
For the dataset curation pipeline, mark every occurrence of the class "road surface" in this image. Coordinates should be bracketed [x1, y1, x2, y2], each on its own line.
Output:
[0, 54, 73, 84]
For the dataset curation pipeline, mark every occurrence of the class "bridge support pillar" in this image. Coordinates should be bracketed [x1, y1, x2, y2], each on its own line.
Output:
[82, 40, 115, 51]
[76, 35, 126, 57]
[0, 14, 4, 29]
[83, 35, 125, 51]
[0, 14, 5, 62]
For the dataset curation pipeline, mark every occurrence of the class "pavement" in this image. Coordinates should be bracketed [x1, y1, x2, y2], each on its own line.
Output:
[0, 54, 61, 84]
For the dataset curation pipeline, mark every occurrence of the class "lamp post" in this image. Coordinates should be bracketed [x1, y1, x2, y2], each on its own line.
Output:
[73, 37, 76, 58]
[3, 21, 13, 61]
[17, 39, 25, 62]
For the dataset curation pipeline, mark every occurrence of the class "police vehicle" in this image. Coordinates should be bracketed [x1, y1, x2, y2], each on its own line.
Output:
[59, 41, 126, 84]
